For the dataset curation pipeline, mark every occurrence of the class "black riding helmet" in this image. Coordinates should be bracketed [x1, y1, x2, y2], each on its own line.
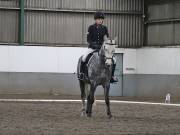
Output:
[94, 11, 105, 20]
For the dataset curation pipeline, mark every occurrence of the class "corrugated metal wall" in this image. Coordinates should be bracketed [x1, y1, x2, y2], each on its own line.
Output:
[0, 0, 144, 48]
[0, 10, 19, 43]
[0, 0, 19, 7]
[145, 0, 180, 46]
[0, 0, 19, 43]
[24, 0, 143, 11]
[25, 12, 83, 45]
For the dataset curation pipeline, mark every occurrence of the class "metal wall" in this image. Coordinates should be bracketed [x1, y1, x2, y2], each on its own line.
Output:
[145, 0, 180, 46]
[0, 10, 19, 43]
[0, 0, 19, 7]
[0, 0, 144, 48]
[0, 0, 19, 43]
[24, 0, 142, 11]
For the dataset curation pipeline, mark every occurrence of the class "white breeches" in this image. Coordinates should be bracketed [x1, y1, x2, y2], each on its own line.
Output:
[82, 48, 94, 62]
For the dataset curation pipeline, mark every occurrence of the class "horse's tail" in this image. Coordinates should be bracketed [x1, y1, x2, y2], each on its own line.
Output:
[77, 56, 83, 79]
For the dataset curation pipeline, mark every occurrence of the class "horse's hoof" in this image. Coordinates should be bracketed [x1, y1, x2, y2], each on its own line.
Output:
[86, 113, 92, 118]
[108, 114, 113, 119]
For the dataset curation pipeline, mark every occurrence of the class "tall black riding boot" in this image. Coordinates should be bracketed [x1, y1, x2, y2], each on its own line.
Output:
[79, 61, 85, 79]
[110, 63, 118, 83]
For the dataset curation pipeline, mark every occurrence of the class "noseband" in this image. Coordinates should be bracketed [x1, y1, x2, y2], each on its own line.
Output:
[104, 56, 113, 61]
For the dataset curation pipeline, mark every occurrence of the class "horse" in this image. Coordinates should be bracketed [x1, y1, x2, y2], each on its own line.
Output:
[77, 37, 117, 118]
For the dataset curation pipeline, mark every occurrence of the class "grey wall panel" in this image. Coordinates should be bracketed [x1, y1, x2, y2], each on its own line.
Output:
[148, 3, 173, 20]
[118, 15, 143, 47]
[147, 24, 173, 46]
[1, 72, 180, 98]
[37, 0, 85, 9]
[123, 74, 180, 97]
[25, 0, 62, 9]
[146, 0, 180, 46]
[147, 25, 158, 46]
[174, 1, 180, 18]
[25, 0, 86, 10]
[0, 72, 118, 96]
[0, 10, 18, 43]
[101, 14, 143, 47]
[24, 0, 143, 12]
[62, 0, 85, 10]
[175, 23, 180, 45]
[25, 11, 83, 45]
[147, 0, 180, 20]
[0, 0, 19, 7]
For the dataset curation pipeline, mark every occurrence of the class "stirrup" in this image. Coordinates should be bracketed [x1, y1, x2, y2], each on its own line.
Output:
[78, 73, 85, 80]
[110, 77, 118, 83]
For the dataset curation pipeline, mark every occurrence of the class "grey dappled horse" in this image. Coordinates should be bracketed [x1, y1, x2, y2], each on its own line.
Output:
[77, 37, 117, 118]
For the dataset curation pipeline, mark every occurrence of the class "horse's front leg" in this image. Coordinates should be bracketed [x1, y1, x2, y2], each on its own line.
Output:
[104, 83, 112, 118]
[86, 84, 96, 117]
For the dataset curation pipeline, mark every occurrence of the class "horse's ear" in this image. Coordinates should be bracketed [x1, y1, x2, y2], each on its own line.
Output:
[104, 35, 108, 41]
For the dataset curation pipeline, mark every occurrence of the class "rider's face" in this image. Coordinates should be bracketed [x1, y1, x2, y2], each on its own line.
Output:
[95, 18, 104, 25]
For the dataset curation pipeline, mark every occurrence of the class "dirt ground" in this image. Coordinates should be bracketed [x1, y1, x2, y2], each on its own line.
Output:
[0, 96, 180, 135]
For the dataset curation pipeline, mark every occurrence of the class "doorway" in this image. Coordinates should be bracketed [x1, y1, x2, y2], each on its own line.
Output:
[110, 53, 123, 96]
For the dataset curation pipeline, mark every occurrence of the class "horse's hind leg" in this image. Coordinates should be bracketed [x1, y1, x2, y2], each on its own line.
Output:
[79, 80, 86, 116]
[104, 84, 112, 118]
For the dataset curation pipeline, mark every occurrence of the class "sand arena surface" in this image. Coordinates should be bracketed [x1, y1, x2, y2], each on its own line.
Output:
[0, 98, 180, 135]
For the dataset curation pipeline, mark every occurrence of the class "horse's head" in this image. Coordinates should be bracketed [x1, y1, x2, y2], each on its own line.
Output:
[100, 36, 118, 66]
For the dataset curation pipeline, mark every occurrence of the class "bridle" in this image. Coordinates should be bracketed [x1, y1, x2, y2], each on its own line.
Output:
[101, 43, 115, 63]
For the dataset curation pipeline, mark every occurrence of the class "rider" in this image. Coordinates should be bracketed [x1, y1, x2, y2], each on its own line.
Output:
[81, 11, 118, 83]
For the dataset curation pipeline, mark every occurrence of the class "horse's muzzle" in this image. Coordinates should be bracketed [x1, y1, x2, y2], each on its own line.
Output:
[105, 60, 112, 66]
[105, 64, 111, 68]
